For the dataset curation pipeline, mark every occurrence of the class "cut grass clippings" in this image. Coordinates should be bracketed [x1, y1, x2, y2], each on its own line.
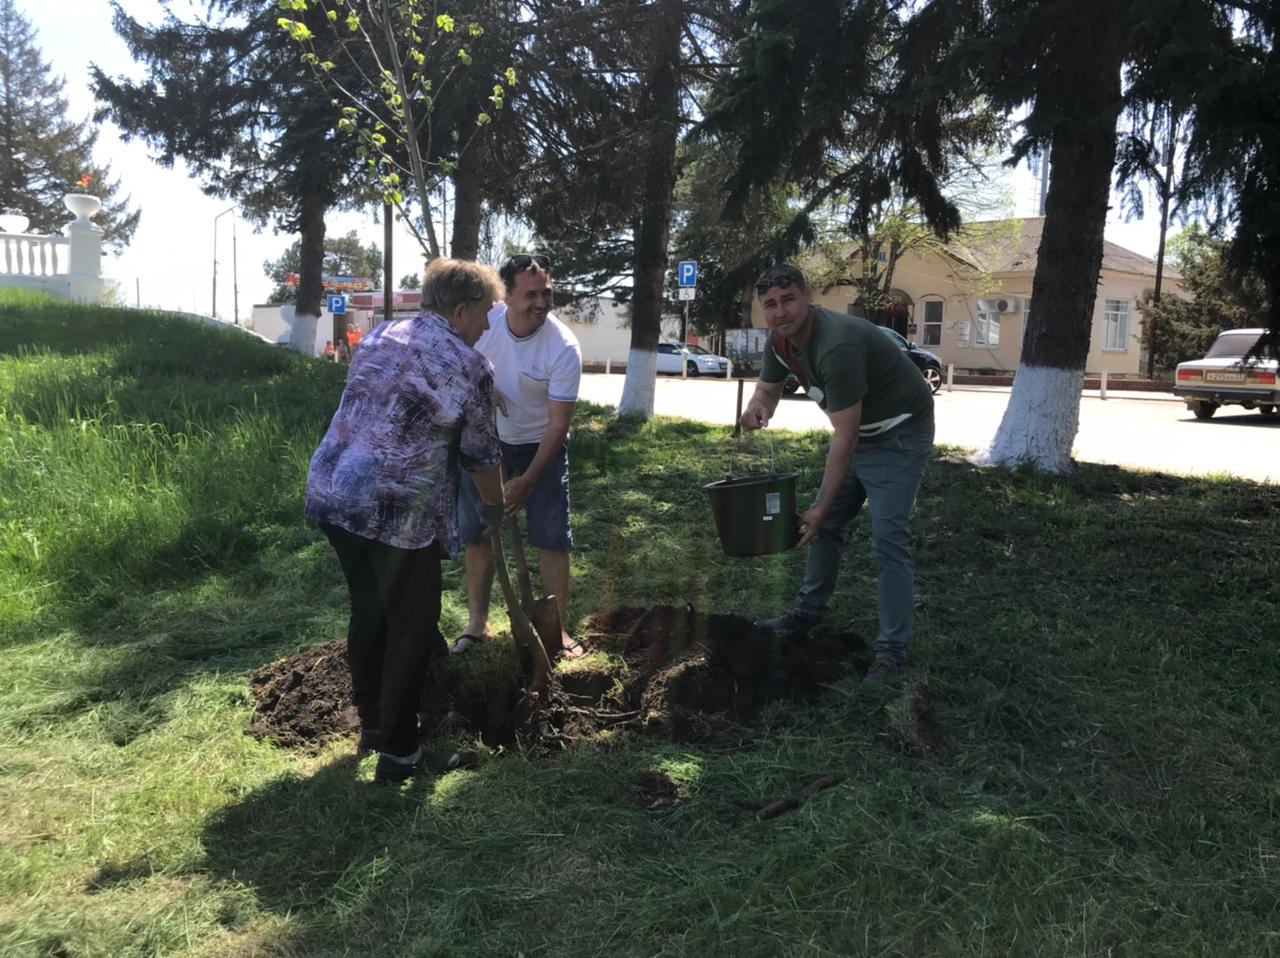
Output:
[1, 301, 1278, 957]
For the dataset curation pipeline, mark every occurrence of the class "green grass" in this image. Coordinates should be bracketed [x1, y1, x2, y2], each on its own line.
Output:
[1, 300, 1278, 957]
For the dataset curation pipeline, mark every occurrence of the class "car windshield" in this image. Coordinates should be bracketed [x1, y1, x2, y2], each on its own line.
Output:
[1205, 332, 1265, 360]
[877, 326, 908, 348]
[683, 344, 710, 355]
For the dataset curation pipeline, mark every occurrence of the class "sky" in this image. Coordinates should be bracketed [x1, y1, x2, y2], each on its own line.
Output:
[19, 1, 1169, 320]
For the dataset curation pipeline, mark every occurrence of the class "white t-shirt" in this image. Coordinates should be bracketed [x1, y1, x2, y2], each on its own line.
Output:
[475, 303, 582, 444]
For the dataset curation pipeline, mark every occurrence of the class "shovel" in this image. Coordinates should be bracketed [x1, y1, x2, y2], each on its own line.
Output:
[489, 520, 554, 708]
[507, 513, 565, 664]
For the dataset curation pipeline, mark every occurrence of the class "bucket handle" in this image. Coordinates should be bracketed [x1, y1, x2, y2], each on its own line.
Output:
[727, 430, 778, 480]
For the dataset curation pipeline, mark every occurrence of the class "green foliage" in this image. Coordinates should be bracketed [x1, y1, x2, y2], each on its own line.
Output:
[277, 0, 519, 259]
[0, 0, 139, 248]
[1, 301, 1278, 956]
[1139, 224, 1273, 374]
[263, 230, 385, 304]
[93, 0, 379, 317]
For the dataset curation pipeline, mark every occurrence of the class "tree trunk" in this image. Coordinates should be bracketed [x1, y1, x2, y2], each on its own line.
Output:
[618, 0, 681, 418]
[984, 6, 1126, 473]
[451, 153, 484, 261]
[289, 178, 328, 356]
[1145, 111, 1178, 379]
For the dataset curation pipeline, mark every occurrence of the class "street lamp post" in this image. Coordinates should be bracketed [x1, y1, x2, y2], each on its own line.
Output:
[212, 206, 236, 320]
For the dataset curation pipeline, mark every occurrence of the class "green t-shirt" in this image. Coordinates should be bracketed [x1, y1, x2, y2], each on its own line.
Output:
[762, 306, 934, 441]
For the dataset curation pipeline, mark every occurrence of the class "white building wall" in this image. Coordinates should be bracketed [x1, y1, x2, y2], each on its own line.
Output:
[248, 303, 361, 356]
[557, 297, 682, 364]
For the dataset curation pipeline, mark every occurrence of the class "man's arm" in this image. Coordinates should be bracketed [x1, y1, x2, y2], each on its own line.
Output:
[503, 399, 574, 516]
[796, 402, 862, 548]
[739, 379, 785, 431]
[470, 464, 504, 506]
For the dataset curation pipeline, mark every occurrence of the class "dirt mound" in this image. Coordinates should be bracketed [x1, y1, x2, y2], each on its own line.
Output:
[245, 640, 357, 751]
[247, 606, 865, 752]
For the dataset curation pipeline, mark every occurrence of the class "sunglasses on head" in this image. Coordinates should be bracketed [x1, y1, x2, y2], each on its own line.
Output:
[755, 274, 798, 295]
[505, 253, 550, 272]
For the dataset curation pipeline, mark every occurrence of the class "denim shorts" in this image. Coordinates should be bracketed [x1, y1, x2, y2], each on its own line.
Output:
[457, 441, 573, 550]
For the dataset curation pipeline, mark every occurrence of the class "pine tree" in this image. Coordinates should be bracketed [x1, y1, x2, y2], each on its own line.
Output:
[93, 0, 373, 347]
[0, 0, 138, 248]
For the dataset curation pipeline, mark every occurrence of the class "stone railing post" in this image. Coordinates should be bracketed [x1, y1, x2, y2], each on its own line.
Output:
[63, 193, 103, 303]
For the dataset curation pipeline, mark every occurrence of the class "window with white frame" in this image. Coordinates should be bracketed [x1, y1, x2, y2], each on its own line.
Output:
[1021, 299, 1031, 349]
[1103, 299, 1130, 351]
[922, 300, 943, 346]
[975, 301, 1000, 347]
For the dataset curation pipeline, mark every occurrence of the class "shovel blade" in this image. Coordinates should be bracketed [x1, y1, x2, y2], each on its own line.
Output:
[526, 595, 563, 662]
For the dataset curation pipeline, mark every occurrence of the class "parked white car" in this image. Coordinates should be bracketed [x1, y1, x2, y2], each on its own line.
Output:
[656, 342, 730, 377]
[1174, 328, 1279, 419]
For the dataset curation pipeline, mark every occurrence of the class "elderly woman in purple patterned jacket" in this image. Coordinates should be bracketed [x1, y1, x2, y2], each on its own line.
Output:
[305, 258, 507, 784]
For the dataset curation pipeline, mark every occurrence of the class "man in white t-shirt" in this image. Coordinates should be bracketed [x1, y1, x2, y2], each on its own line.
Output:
[453, 253, 585, 657]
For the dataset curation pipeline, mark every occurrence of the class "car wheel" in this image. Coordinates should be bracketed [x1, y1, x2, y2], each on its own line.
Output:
[1192, 400, 1218, 420]
[922, 365, 943, 394]
[686, 361, 700, 377]
[1260, 404, 1277, 418]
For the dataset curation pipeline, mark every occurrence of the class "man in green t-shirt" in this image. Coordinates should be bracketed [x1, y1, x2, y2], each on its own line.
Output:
[739, 264, 935, 684]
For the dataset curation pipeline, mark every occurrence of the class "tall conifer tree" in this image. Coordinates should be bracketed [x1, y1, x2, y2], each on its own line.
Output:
[0, 0, 138, 247]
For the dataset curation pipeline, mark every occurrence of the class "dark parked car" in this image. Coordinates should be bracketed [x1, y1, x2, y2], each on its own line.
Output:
[781, 325, 943, 395]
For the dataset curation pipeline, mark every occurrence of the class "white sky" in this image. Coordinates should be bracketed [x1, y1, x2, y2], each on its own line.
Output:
[19, 1, 1167, 319]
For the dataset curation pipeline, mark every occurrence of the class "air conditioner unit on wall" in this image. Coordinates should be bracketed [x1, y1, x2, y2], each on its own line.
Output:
[994, 297, 1020, 314]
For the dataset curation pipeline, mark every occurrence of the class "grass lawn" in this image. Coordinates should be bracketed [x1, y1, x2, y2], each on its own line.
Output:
[1, 295, 1278, 957]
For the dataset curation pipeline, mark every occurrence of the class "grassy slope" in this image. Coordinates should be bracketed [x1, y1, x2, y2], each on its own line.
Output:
[1, 298, 1277, 957]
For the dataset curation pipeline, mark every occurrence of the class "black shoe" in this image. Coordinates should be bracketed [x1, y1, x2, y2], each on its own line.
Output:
[374, 747, 479, 784]
[863, 658, 908, 686]
[753, 610, 820, 636]
[355, 729, 383, 757]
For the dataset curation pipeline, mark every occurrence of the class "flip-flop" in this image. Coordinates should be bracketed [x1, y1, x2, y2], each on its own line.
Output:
[450, 633, 487, 655]
[560, 637, 588, 659]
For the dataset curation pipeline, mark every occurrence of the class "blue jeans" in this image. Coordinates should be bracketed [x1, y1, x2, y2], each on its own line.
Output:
[793, 422, 933, 663]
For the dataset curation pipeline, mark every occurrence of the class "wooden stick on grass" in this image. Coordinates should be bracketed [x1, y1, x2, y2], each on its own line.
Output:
[756, 775, 842, 822]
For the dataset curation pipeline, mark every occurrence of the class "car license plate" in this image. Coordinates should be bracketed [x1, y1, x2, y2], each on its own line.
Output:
[1204, 371, 1244, 382]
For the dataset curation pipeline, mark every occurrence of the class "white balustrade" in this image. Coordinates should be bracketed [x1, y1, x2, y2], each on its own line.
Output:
[0, 193, 103, 302]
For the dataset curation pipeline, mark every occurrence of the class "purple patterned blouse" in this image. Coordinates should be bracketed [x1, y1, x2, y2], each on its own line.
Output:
[305, 311, 501, 555]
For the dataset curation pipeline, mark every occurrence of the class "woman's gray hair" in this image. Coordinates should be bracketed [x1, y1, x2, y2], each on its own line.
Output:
[420, 258, 503, 317]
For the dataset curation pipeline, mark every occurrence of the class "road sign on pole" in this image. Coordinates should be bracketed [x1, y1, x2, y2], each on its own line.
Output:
[327, 294, 347, 315]
[677, 260, 698, 288]
[677, 286, 696, 301]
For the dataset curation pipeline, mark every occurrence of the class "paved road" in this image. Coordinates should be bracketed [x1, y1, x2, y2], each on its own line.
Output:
[578, 373, 1280, 484]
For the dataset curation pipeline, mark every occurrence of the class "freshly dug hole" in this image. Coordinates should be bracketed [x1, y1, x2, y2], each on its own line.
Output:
[246, 605, 865, 752]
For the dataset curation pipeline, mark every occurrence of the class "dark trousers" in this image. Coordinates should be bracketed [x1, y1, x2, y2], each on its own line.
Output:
[320, 523, 447, 757]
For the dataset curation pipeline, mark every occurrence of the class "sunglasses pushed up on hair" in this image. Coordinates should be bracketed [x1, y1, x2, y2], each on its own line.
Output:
[755, 274, 797, 295]
[505, 253, 551, 273]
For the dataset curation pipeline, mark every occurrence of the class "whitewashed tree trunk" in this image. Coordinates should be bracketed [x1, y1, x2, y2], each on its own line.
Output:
[980, 366, 1083, 473]
[617, 347, 658, 416]
[983, 0, 1125, 474]
[289, 311, 320, 356]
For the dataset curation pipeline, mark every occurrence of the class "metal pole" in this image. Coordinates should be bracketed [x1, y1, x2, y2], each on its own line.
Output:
[232, 216, 240, 325]
[383, 201, 393, 325]
[212, 206, 235, 319]
[211, 219, 218, 319]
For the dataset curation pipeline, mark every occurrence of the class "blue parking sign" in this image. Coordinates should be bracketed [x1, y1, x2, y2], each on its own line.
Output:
[327, 294, 347, 315]
[677, 260, 698, 287]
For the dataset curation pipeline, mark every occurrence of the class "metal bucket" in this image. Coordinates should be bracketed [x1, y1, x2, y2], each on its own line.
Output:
[704, 472, 799, 557]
